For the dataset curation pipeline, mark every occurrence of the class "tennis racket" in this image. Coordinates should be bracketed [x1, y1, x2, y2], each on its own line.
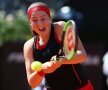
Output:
[31, 20, 77, 71]
[54, 20, 78, 61]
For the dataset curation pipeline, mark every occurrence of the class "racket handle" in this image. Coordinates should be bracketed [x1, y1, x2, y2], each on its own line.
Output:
[53, 55, 66, 61]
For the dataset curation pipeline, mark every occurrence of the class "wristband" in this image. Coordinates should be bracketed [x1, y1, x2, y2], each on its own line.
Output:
[38, 70, 46, 77]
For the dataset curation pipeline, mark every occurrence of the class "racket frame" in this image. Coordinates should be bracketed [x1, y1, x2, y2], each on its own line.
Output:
[54, 20, 77, 61]
[63, 20, 77, 60]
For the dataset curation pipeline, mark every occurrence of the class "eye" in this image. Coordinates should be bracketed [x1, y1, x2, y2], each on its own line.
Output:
[31, 17, 38, 22]
[33, 19, 38, 22]
[41, 18, 45, 21]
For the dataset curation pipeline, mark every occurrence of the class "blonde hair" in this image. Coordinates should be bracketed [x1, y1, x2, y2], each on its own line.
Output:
[28, 2, 48, 13]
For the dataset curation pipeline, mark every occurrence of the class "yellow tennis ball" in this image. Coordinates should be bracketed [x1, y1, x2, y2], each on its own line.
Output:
[31, 61, 42, 71]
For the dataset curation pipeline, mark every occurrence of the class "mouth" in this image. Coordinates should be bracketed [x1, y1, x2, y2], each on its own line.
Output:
[39, 27, 45, 31]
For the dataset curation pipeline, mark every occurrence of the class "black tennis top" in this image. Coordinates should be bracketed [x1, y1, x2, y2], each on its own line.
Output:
[33, 24, 88, 90]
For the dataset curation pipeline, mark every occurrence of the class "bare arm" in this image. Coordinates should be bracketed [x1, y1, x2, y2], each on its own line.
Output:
[24, 38, 62, 87]
[23, 38, 44, 88]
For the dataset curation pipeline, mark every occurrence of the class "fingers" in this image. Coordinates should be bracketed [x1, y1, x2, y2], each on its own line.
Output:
[50, 55, 57, 61]
[42, 61, 55, 69]
[42, 61, 61, 74]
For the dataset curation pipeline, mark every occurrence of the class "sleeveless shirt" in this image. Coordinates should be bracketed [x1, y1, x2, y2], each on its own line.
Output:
[33, 24, 88, 90]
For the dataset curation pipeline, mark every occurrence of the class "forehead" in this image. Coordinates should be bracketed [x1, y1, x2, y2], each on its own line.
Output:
[31, 11, 48, 18]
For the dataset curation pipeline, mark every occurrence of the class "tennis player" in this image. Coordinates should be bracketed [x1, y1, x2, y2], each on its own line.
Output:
[23, 2, 94, 90]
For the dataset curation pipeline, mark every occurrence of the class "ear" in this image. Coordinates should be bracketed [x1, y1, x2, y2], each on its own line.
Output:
[50, 18, 52, 23]
[30, 23, 33, 30]
[30, 23, 31, 26]
[30, 23, 32, 28]
[50, 20, 52, 23]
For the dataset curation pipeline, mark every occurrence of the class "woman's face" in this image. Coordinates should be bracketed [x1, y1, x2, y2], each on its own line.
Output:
[30, 11, 51, 37]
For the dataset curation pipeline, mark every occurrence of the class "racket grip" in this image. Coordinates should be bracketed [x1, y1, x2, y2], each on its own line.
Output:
[53, 55, 66, 61]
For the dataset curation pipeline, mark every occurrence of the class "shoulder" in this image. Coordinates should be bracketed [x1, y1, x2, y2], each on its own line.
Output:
[53, 21, 66, 41]
[23, 37, 34, 52]
[53, 21, 66, 29]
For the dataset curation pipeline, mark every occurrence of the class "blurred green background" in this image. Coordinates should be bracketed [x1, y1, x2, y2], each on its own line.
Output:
[0, 9, 31, 45]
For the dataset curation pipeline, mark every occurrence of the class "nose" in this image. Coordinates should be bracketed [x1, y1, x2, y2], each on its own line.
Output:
[37, 20, 44, 28]
[38, 20, 43, 25]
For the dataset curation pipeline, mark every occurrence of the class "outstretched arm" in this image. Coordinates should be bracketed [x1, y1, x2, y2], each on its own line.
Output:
[53, 21, 87, 64]
[23, 38, 44, 88]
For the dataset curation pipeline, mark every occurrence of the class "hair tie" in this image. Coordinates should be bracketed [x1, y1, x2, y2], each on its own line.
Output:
[28, 6, 50, 20]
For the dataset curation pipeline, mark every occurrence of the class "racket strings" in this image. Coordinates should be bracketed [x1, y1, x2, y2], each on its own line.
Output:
[67, 30, 75, 51]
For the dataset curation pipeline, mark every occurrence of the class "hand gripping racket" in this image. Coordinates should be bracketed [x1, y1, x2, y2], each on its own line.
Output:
[54, 20, 78, 61]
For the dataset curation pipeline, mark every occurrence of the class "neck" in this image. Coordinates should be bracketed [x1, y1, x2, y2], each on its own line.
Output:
[38, 31, 51, 46]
